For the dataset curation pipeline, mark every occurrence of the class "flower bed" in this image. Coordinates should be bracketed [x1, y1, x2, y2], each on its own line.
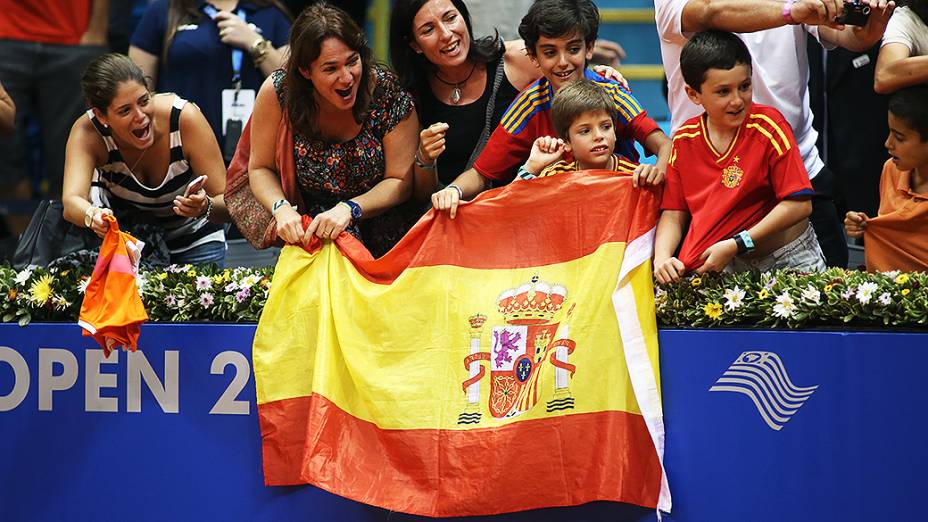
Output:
[0, 264, 273, 325]
[3, 264, 927, 328]
[656, 268, 928, 328]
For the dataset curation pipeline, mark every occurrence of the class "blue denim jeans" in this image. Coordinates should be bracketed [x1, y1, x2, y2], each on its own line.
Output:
[171, 240, 226, 267]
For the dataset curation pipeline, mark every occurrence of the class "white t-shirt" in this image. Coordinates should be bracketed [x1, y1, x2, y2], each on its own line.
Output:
[467, 0, 532, 40]
[882, 6, 928, 55]
[655, 0, 833, 179]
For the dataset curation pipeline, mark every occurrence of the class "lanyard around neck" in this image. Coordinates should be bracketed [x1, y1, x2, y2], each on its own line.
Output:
[201, 3, 246, 89]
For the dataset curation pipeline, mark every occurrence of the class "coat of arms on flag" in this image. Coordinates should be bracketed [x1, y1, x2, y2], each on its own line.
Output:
[459, 276, 577, 424]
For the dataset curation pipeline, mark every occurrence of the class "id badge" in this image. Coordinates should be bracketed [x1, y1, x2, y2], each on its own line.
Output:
[221, 88, 255, 136]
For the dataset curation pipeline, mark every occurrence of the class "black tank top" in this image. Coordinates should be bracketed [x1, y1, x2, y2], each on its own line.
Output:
[417, 57, 520, 186]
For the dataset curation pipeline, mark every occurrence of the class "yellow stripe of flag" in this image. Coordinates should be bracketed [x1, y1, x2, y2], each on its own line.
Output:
[254, 241, 644, 431]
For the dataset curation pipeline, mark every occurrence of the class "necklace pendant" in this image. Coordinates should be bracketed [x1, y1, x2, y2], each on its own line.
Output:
[450, 86, 462, 105]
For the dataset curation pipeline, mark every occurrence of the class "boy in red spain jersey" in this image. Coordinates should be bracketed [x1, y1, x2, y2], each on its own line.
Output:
[654, 30, 826, 284]
[431, 0, 672, 218]
[516, 79, 642, 180]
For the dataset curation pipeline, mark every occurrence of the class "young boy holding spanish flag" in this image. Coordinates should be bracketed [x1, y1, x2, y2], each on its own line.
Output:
[654, 30, 826, 284]
[515, 78, 644, 182]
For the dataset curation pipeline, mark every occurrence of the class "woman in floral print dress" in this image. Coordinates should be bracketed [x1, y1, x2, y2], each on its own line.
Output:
[249, 2, 421, 257]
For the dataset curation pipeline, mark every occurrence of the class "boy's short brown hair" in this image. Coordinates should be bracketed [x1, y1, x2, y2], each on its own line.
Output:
[550, 78, 617, 140]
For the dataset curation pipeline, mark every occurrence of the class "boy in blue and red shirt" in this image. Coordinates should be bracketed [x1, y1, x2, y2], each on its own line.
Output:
[654, 30, 826, 284]
[431, 0, 671, 218]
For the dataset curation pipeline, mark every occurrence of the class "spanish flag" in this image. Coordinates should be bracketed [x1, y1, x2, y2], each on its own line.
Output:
[253, 170, 671, 516]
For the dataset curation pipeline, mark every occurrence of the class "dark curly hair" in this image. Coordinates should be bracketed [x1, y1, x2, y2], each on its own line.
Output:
[283, 2, 374, 138]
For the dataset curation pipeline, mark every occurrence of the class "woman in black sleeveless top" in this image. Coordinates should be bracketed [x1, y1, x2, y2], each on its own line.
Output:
[390, 0, 625, 197]
[390, 0, 536, 193]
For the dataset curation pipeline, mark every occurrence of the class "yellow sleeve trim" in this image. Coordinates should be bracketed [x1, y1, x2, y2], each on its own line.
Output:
[597, 82, 642, 122]
[746, 123, 784, 156]
[749, 113, 791, 153]
[501, 83, 545, 131]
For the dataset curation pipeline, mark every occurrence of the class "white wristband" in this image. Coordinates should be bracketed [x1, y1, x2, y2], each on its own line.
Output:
[447, 184, 464, 199]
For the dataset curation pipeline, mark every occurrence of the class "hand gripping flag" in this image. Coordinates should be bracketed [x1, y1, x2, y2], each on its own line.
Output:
[253, 170, 671, 516]
[78, 215, 147, 358]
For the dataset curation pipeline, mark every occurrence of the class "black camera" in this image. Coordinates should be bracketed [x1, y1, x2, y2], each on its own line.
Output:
[836, 0, 871, 26]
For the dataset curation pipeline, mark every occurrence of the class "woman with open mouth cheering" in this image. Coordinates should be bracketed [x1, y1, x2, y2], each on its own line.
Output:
[62, 53, 229, 266]
[249, 2, 421, 257]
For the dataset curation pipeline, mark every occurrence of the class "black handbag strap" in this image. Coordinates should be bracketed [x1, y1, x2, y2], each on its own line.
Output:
[465, 59, 507, 171]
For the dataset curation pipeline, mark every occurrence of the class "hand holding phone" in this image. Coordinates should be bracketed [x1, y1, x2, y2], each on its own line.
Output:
[184, 175, 208, 197]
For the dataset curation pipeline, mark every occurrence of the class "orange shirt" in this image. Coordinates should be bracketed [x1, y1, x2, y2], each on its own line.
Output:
[864, 160, 928, 272]
[78, 216, 148, 358]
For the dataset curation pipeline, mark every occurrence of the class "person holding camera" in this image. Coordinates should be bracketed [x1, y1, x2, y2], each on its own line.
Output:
[874, 0, 928, 93]
[654, 0, 896, 270]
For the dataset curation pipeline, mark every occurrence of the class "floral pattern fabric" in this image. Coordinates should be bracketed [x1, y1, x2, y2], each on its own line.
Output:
[272, 65, 421, 257]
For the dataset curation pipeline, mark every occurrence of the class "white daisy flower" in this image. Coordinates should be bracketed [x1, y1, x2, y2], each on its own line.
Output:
[723, 286, 746, 311]
[195, 275, 212, 290]
[772, 292, 795, 319]
[855, 282, 878, 304]
[800, 284, 821, 305]
[14, 268, 33, 285]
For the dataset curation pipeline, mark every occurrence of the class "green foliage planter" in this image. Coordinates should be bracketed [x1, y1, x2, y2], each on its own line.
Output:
[656, 268, 928, 329]
[3, 264, 927, 329]
[0, 264, 274, 326]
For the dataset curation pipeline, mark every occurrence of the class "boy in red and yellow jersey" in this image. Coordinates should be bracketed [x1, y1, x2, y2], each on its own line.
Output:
[654, 30, 825, 284]
[515, 78, 642, 181]
[430, 0, 671, 218]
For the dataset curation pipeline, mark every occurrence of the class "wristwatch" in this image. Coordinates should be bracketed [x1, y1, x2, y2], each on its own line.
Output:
[732, 230, 756, 255]
[271, 198, 291, 216]
[338, 200, 363, 223]
[249, 37, 272, 63]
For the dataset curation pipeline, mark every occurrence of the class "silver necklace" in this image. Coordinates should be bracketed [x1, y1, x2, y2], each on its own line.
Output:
[434, 62, 477, 105]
